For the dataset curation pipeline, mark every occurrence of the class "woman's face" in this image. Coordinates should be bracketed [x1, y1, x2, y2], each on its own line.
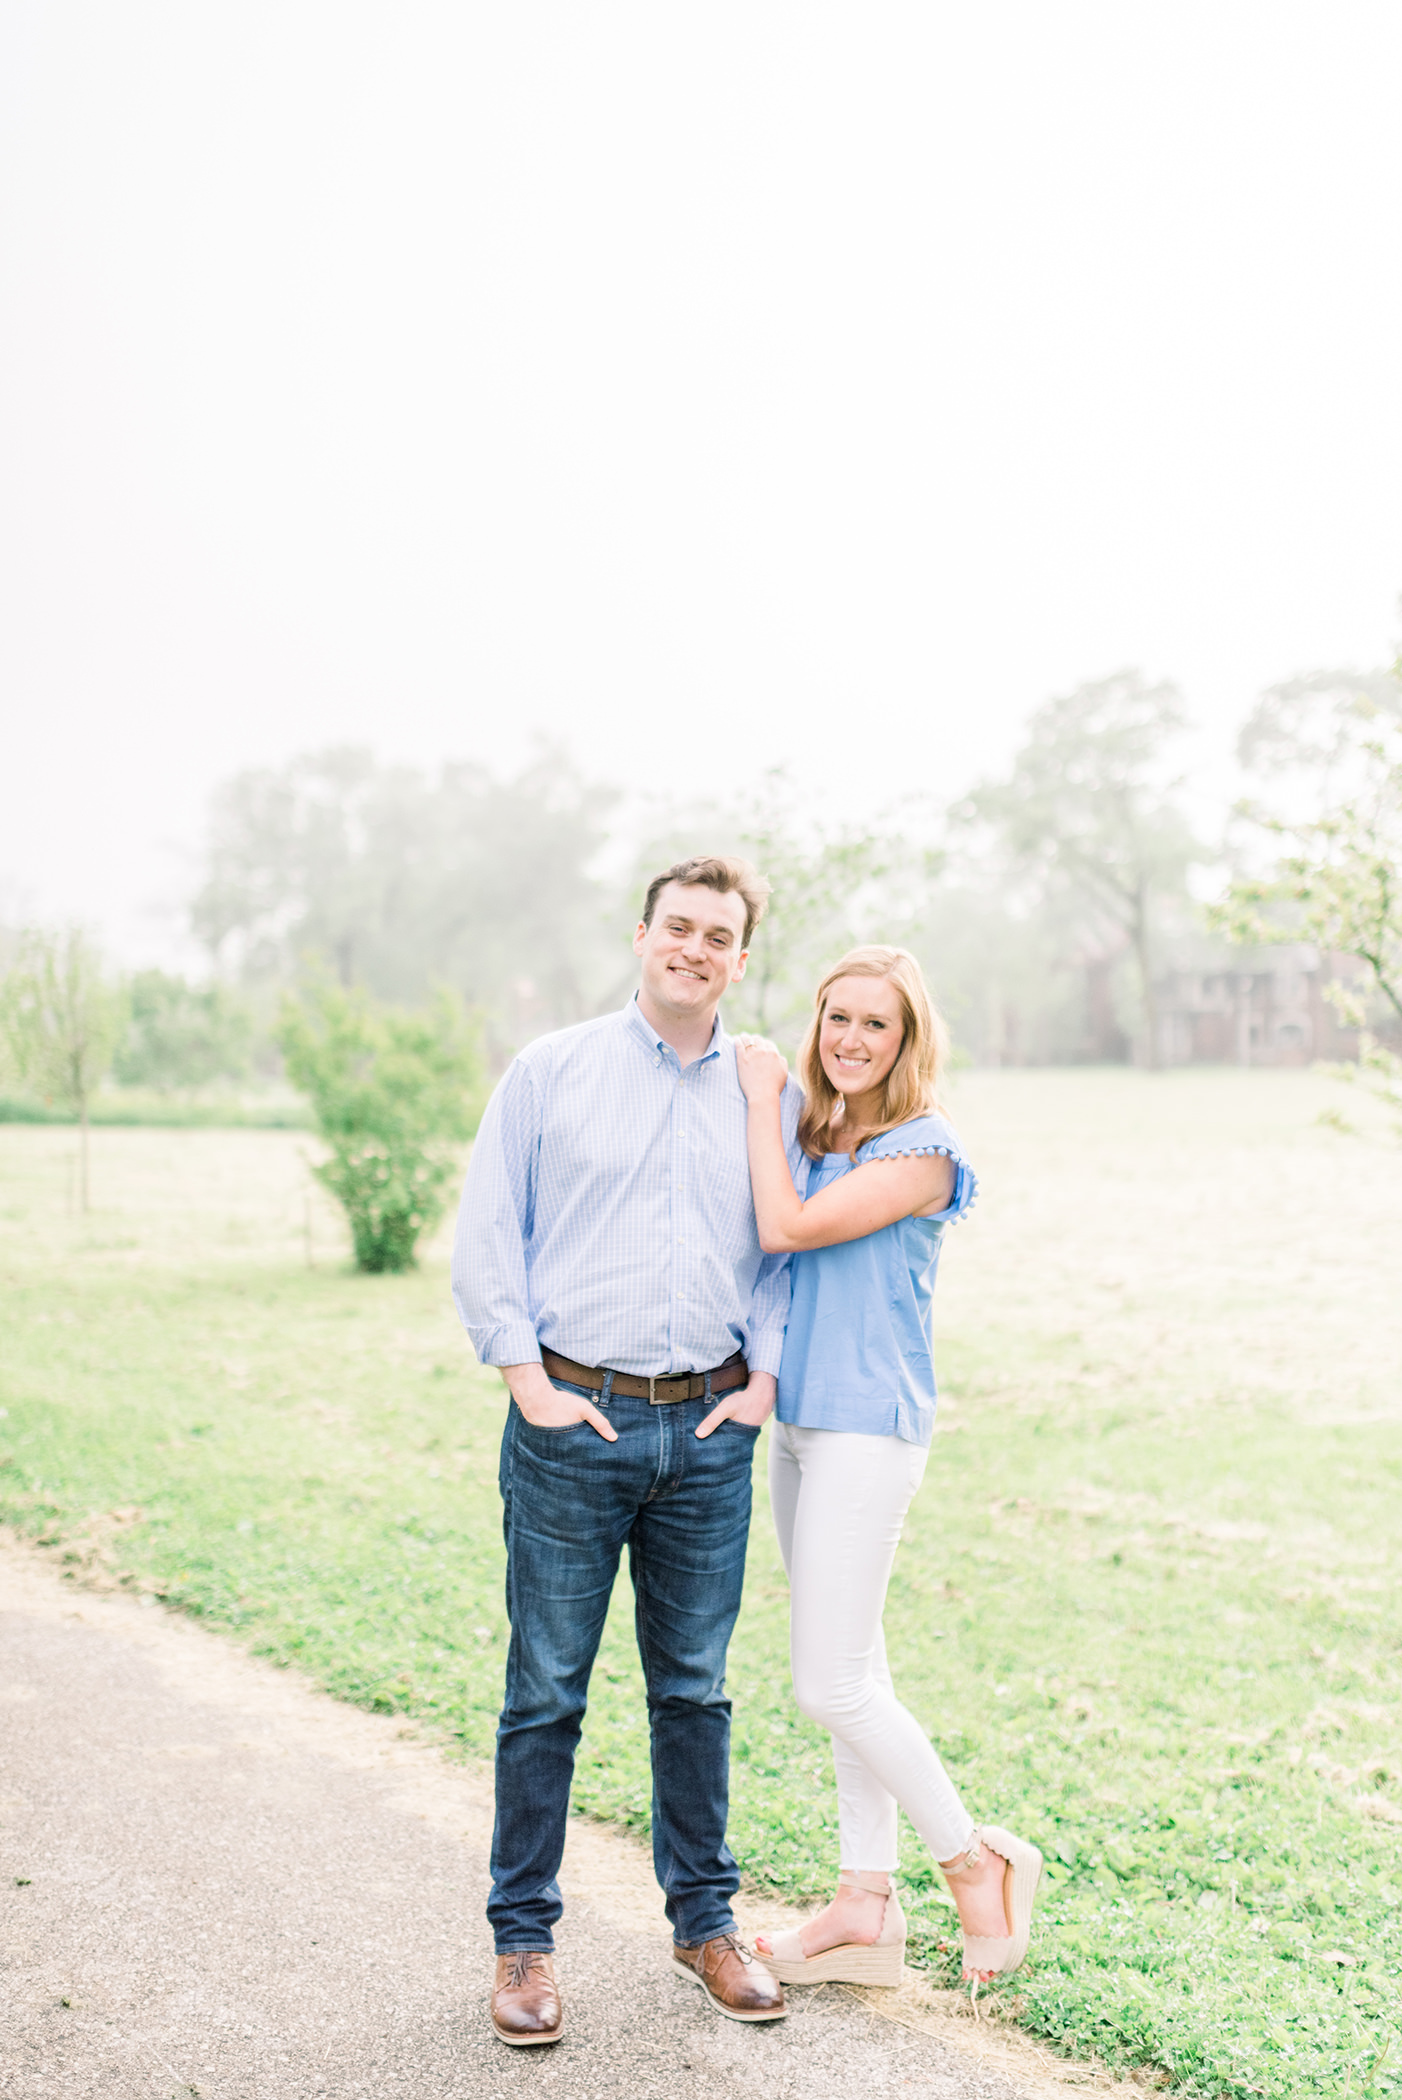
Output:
[818, 974, 906, 1099]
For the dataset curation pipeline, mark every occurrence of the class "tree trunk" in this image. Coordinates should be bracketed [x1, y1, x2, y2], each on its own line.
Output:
[79, 1098, 90, 1212]
[1235, 973, 1253, 1066]
[1132, 884, 1160, 1070]
[986, 980, 1003, 1067]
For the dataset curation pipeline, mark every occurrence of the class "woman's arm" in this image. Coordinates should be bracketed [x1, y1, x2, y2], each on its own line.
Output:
[787, 1150, 955, 1250]
[738, 1084, 810, 1253]
[748, 1100, 954, 1251]
[735, 1040, 956, 1254]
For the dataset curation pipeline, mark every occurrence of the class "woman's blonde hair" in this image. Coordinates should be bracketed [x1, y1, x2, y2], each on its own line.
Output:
[796, 945, 948, 1159]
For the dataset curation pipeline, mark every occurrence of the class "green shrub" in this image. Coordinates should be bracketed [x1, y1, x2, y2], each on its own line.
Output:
[277, 978, 483, 1272]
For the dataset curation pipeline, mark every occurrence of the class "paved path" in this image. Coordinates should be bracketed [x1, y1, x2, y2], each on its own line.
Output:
[0, 1536, 1124, 2100]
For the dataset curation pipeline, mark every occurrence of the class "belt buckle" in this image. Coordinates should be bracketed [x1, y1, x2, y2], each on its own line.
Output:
[648, 1375, 688, 1406]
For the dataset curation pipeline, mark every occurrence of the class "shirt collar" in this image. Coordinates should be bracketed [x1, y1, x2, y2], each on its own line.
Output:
[623, 993, 725, 1064]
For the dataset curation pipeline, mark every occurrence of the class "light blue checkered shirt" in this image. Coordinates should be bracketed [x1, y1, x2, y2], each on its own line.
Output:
[452, 996, 801, 1378]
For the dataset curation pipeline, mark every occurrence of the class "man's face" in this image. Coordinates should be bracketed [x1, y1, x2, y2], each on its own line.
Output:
[633, 882, 749, 1021]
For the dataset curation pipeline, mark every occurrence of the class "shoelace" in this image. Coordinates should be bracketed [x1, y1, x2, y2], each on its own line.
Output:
[700, 1932, 754, 1970]
[502, 1951, 548, 1990]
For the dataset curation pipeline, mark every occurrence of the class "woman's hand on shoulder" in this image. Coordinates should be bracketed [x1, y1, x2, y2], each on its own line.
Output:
[734, 1035, 789, 1102]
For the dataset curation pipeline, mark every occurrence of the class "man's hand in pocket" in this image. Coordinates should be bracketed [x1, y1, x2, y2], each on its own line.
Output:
[696, 1372, 777, 1439]
[503, 1362, 617, 1440]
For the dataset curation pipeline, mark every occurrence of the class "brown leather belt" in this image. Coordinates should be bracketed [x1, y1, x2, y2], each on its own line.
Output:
[540, 1347, 748, 1406]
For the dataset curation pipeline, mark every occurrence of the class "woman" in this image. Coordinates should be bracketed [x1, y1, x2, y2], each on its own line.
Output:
[735, 945, 1040, 1991]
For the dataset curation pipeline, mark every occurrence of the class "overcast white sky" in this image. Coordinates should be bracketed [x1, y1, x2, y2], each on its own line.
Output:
[3, 2, 1401, 963]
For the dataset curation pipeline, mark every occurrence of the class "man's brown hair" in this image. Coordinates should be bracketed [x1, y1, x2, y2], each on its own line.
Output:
[640, 856, 771, 949]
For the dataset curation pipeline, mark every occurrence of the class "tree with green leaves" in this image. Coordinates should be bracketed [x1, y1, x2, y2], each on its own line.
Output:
[1219, 665, 1402, 1132]
[194, 746, 617, 1045]
[957, 671, 1202, 1067]
[278, 978, 484, 1272]
[0, 927, 126, 1209]
[1235, 663, 1401, 801]
[630, 770, 937, 1050]
[113, 970, 255, 1092]
[730, 772, 910, 1041]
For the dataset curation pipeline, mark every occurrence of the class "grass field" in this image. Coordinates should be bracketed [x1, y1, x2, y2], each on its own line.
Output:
[1, 1071, 1399, 2097]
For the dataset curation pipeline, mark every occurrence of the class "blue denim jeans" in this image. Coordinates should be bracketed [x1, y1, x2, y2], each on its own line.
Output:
[488, 1379, 760, 1952]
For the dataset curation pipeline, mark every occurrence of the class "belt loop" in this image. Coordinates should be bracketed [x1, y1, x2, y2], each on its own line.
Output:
[600, 1369, 614, 1407]
[703, 1369, 712, 1404]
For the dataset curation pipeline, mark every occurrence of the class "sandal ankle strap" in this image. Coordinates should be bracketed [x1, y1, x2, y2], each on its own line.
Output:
[838, 1869, 894, 1895]
[940, 1829, 984, 1878]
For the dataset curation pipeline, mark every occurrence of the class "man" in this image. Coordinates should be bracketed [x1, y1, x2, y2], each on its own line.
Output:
[452, 855, 801, 2046]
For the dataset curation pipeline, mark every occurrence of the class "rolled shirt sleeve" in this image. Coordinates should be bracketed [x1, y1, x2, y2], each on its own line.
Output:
[451, 1059, 544, 1367]
[745, 1251, 790, 1377]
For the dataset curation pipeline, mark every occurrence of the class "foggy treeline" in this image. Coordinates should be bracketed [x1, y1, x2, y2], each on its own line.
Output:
[173, 657, 1402, 1075]
[192, 749, 623, 1055]
[184, 672, 1201, 1071]
[8, 658, 1400, 1098]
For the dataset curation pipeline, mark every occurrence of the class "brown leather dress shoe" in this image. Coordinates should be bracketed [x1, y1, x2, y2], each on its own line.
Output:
[672, 1932, 788, 2021]
[491, 1950, 564, 2046]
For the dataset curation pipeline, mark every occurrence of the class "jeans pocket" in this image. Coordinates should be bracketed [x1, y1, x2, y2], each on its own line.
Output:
[512, 1379, 599, 1436]
[705, 1417, 762, 1465]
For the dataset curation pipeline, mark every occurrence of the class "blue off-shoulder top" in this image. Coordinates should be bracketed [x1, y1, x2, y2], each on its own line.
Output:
[775, 1112, 978, 1448]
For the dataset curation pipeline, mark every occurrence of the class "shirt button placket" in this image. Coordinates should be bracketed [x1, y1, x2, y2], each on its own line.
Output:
[671, 1068, 689, 1477]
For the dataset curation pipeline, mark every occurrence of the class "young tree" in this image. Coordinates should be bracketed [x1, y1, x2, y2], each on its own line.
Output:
[957, 672, 1201, 1066]
[0, 927, 126, 1209]
[1220, 670, 1402, 1131]
[278, 979, 484, 1272]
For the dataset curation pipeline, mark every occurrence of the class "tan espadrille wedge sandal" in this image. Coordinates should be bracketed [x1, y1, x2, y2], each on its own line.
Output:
[757, 1870, 906, 1987]
[942, 1825, 1043, 1984]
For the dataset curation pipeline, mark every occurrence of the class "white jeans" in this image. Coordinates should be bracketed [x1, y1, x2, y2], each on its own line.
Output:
[768, 1421, 976, 1872]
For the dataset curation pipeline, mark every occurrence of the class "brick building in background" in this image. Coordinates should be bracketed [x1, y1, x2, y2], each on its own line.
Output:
[1151, 944, 1366, 1068]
